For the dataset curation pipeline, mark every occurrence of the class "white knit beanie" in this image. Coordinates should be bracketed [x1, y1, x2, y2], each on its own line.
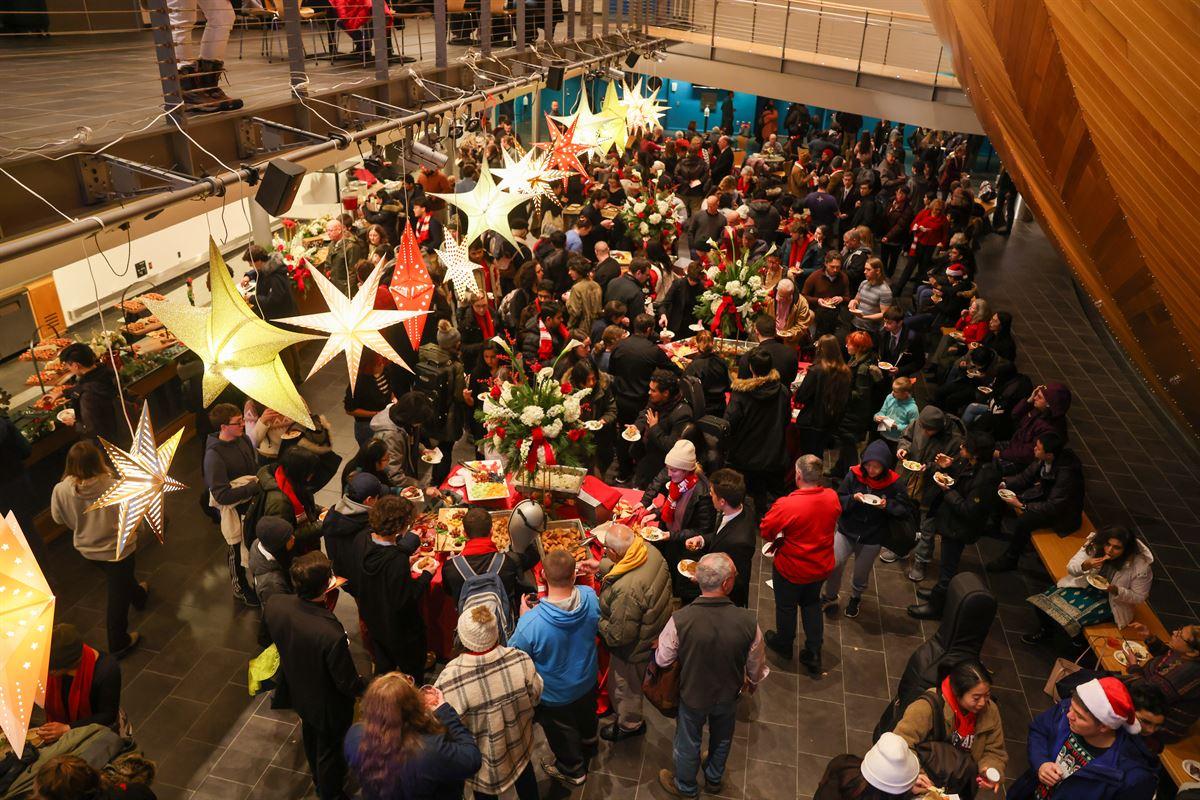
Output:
[457, 605, 498, 652]
[860, 732, 920, 794]
[664, 440, 698, 472]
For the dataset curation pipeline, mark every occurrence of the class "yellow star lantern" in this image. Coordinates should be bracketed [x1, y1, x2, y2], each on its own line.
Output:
[552, 88, 609, 156]
[280, 262, 425, 383]
[431, 161, 528, 252]
[0, 511, 55, 758]
[492, 147, 572, 214]
[598, 81, 630, 154]
[538, 113, 591, 180]
[145, 239, 320, 428]
[436, 238, 482, 303]
[88, 405, 186, 558]
[622, 77, 668, 136]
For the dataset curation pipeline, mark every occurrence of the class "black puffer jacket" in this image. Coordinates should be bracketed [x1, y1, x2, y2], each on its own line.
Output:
[320, 496, 372, 595]
[930, 456, 1001, 544]
[683, 352, 731, 417]
[835, 440, 911, 546]
[724, 370, 790, 473]
[1004, 448, 1085, 533]
[633, 396, 694, 488]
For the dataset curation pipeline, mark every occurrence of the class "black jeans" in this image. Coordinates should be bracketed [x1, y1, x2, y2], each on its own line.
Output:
[1002, 509, 1055, 562]
[931, 537, 966, 598]
[892, 244, 934, 297]
[475, 762, 539, 800]
[301, 717, 351, 800]
[534, 686, 598, 778]
[98, 555, 147, 653]
[771, 564, 824, 657]
[880, 241, 904, 277]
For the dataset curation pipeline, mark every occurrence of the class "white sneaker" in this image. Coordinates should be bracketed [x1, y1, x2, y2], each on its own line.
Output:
[879, 548, 899, 564]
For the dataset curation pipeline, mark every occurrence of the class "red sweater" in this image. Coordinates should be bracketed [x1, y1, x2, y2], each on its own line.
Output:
[955, 314, 988, 343]
[759, 486, 841, 584]
[910, 209, 949, 247]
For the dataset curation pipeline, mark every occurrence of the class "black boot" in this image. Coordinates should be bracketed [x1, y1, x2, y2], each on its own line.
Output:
[907, 592, 945, 620]
[228, 544, 260, 607]
[798, 648, 822, 677]
[196, 59, 244, 111]
[178, 63, 221, 113]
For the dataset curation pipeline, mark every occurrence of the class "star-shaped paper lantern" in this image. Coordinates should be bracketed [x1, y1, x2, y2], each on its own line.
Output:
[598, 81, 630, 154]
[622, 78, 668, 135]
[280, 261, 425, 383]
[88, 405, 186, 558]
[146, 239, 320, 428]
[431, 161, 528, 251]
[436, 238, 481, 303]
[538, 113, 590, 180]
[492, 147, 572, 214]
[0, 511, 55, 757]
[389, 223, 435, 351]
[551, 89, 609, 155]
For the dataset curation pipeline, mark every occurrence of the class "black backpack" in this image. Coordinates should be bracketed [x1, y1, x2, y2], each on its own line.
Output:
[415, 359, 455, 433]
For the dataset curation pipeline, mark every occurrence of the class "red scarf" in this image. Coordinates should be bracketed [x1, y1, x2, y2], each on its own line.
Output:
[849, 464, 899, 490]
[414, 213, 431, 244]
[475, 308, 496, 340]
[275, 465, 308, 525]
[45, 645, 97, 724]
[461, 537, 498, 558]
[941, 676, 978, 740]
[537, 320, 570, 361]
[661, 473, 698, 527]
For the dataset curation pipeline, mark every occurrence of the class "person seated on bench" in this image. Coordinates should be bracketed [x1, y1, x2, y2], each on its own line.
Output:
[1021, 526, 1153, 647]
[33, 624, 123, 744]
[986, 431, 1085, 573]
[1123, 620, 1200, 746]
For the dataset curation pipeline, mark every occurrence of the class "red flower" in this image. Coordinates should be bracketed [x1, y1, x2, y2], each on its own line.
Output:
[276, 244, 285, 252]
[567, 428, 586, 442]
[493, 426, 506, 439]
[282, 218, 297, 230]
[560, 381, 573, 394]
[490, 384, 502, 399]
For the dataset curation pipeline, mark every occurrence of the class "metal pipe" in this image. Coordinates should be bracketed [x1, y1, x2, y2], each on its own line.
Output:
[0, 38, 662, 264]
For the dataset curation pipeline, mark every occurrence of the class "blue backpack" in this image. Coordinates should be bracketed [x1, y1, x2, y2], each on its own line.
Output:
[450, 553, 515, 644]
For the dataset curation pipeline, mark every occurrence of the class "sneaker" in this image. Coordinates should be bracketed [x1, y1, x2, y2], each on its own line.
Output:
[821, 595, 839, 619]
[541, 758, 586, 786]
[879, 548, 899, 564]
[657, 769, 699, 798]
[763, 630, 792, 659]
[600, 721, 646, 742]
[1021, 627, 1050, 646]
[704, 777, 724, 794]
[906, 562, 926, 582]
[114, 632, 141, 659]
[845, 596, 861, 618]
[240, 586, 261, 608]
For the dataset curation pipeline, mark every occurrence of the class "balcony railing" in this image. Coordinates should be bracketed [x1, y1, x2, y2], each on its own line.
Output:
[644, 0, 958, 89]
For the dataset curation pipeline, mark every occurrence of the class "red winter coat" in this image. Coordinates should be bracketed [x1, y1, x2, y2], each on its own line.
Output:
[331, 0, 393, 29]
[759, 486, 841, 584]
[910, 209, 949, 247]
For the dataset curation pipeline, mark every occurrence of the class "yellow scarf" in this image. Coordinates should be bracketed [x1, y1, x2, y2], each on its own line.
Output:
[607, 533, 649, 580]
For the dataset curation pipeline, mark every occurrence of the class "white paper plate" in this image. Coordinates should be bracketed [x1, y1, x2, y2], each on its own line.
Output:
[677, 559, 698, 580]
[997, 488, 1016, 500]
[421, 448, 444, 464]
[621, 428, 641, 442]
[583, 419, 604, 431]
[859, 494, 883, 507]
[447, 474, 467, 488]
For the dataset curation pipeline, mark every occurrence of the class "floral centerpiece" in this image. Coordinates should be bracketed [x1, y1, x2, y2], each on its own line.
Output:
[270, 216, 331, 295]
[475, 340, 593, 480]
[693, 243, 772, 339]
[618, 192, 681, 249]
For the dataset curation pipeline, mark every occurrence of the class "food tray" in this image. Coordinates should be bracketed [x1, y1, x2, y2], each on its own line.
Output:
[434, 508, 512, 552]
[461, 459, 509, 502]
[535, 518, 590, 563]
[514, 465, 587, 496]
[713, 337, 755, 354]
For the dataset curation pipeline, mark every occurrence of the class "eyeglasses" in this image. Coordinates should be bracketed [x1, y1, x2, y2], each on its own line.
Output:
[225, 418, 245, 427]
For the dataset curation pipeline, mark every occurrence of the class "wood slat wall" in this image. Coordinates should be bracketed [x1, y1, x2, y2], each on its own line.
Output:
[925, 0, 1200, 432]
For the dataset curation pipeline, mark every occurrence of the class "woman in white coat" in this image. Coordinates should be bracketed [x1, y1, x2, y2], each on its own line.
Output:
[1022, 525, 1152, 645]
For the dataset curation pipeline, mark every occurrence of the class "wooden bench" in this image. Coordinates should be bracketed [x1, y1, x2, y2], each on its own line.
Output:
[1030, 515, 1198, 785]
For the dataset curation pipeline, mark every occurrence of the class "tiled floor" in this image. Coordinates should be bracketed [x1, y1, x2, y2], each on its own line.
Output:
[35, 211, 1200, 798]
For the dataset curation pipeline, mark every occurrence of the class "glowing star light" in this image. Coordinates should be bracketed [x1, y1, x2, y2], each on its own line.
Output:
[431, 161, 528, 251]
[598, 81, 630, 154]
[0, 511, 55, 757]
[88, 405, 186, 558]
[436, 238, 482, 303]
[145, 239, 320, 428]
[492, 147, 571, 214]
[622, 77, 668, 135]
[551, 89, 609, 155]
[280, 261, 426, 383]
[537, 113, 590, 180]
[389, 223, 435, 351]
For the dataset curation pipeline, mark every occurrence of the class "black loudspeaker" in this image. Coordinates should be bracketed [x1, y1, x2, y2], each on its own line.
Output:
[647, 75, 662, 91]
[625, 52, 639, 69]
[547, 60, 566, 91]
[255, 158, 306, 217]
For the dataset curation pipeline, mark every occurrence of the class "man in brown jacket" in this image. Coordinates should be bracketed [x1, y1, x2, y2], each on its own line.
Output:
[582, 523, 673, 742]
[565, 257, 603, 334]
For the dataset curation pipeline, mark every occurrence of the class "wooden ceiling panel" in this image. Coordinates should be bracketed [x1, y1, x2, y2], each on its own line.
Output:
[926, 0, 1200, 431]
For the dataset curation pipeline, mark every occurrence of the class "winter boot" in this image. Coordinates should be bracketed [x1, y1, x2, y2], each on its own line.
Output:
[178, 63, 222, 113]
[196, 59, 244, 111]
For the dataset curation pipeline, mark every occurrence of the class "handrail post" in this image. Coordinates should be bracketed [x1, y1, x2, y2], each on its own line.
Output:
[932, 46, 943, 99]
[373, 0, 389, 103]
[709, 0, 717, 57]
[602, 0, 609, 37]
[854, 10, 868, 86]
[517, 0, 527, 50]
[881, 10, 892, 67]
[481, 0, 492, 55]
[280, 0, 311, 128]
[567, 0, 575, 39]
[146, 0, 194, 173]
[779, 0, 791, 70]
[544, 0, 552, 42]
[435, 0, 448, 67]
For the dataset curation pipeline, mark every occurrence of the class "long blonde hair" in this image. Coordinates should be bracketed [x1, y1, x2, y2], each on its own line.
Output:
[970, 297, 991, 324]
[356, 673, 444, 796]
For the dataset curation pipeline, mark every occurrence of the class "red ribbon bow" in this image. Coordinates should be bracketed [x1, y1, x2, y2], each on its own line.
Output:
[524, 426, 557, 473]
[710, 295, 744, 336]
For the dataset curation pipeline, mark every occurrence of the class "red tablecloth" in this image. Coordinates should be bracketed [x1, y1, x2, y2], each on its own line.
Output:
[440, 464, 521, 509]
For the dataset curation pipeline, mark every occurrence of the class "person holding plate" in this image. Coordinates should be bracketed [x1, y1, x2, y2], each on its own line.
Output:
[1021, 526, 1153, 646]
[641, 440, 715, 602]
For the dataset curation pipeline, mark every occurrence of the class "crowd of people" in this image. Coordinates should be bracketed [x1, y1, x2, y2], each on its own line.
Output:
[20, 100, 1199, 800]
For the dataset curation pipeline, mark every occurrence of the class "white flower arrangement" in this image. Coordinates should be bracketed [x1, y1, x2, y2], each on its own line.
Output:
[519, 405, 545, 426]
[648, 213, 663, 225]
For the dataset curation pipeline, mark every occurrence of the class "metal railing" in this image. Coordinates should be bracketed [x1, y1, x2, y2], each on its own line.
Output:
[644, 0, 957, 89]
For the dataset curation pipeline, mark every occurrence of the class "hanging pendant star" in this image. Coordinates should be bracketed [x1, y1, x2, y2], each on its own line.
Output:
[87, 405, 186, 558]
[280, 261, 426, 383]
[598, 81, 630, 154]
[146, 239, 320, 428]
[436, 238, 481, 303]
[551, 89, 610, 156]
[493, 147, 572, 215]
[389, 223, 435, 352]
[538, 113, 591, 180]
[622, 77, 668, 135]
[431, 161, 529, 251]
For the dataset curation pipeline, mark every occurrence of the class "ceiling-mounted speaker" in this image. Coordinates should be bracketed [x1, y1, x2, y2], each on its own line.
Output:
[547, 60, 566, 91]
[647, 75, 663, 91]
[625, 52, 639, 69]
[255, 158, 306, 217]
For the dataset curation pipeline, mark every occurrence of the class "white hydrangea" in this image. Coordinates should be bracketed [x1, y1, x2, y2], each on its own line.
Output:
[639, 222, 650, 235]
[711, 297, 724, 314]
[519, 438, 531, 464]
[648, 213, 662, 225]
[657, 201, 669, 214]
[563, 396, 581, 422]
[634, 201, 647, 214]
[481, 396, 513, 419]
[726, 280, 744, 298]
[547, 404, 564, 418]
[519, 405, 544, 426]
[289, 243, 306, 259]
[748, 275, 763, 290]
[705, 266, 720, 281]
[542, 419, 563, 438]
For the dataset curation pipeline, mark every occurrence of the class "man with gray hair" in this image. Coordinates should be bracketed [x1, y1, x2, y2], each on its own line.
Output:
[580, 523, 672, 743]
[653, 553, 768, 798]
[759, 456, 841, 677]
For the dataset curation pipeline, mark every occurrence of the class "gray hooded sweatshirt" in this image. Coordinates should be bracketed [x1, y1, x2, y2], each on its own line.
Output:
[51, 475, 129, 561]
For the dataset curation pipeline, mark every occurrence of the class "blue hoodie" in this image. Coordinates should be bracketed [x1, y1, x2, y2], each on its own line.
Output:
[509, 586, 600, 706]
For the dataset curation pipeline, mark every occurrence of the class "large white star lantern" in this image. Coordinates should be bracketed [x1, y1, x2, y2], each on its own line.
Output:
[622, 77, 668, 135]
[431, 162, 528, 252]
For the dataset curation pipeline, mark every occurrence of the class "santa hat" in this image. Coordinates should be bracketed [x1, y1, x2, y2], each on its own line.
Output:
[1077, 677, 1141, 733]
[946, 263, 966, 278]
